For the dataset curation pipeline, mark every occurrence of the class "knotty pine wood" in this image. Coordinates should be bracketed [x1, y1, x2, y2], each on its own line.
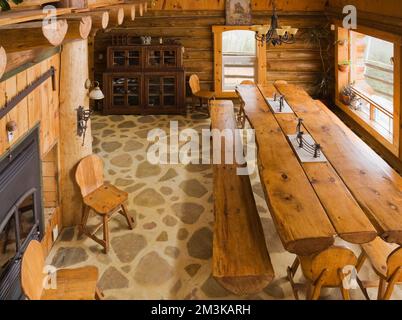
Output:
[94, 10, 328, 103]
[210, 100, 274, 295]
[258, 84, 377, 245]
[275, 83, 402, 245]
[236, 84, 336, 256]
[0, 54, 60, 156]
[149, 0, 326, 11]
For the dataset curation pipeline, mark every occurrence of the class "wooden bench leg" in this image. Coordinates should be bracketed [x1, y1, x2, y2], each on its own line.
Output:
[95, 286, 105, 300]
[378, 278, 387, 300]
[79, 205, 91, 237]
[287, 258, 300, 300]
[382, 267, 402, 300]
[103, 215, 109, 254]
[308, 269, 328, 300]
[121, 203, 135, 230]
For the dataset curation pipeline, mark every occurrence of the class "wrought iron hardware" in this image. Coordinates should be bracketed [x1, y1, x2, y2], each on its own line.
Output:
[296, 118, 322, 159]
[0, 67, 56, 120]
[77, 106, 93, 146]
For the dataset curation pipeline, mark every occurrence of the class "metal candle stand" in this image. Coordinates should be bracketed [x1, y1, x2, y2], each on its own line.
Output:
[296, 118, 322, 159]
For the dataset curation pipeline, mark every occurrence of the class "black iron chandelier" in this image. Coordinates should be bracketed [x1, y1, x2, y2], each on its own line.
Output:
[255, 0, 298, 46]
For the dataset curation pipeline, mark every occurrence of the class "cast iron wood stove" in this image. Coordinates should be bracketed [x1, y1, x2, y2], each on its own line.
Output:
[0, 127, 43, 300]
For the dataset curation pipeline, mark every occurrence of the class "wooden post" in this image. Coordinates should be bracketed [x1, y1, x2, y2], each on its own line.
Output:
[59, 39, 92, 227]
[0, 20, 67, 52]
[0, 47, 7, 79]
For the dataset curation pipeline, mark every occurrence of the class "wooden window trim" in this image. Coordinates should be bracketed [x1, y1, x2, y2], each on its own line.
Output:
[212, 25, 267, 98]
[334, 20, 402, 157]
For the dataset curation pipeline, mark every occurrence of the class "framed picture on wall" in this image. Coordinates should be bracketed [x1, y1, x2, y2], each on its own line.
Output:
[225, 0, 252, 25]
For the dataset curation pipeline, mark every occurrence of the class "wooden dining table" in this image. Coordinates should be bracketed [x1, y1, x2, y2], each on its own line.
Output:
[236, 82, 402, 256]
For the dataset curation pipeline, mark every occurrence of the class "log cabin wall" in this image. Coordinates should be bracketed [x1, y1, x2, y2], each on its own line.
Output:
[94, 3, 329, 100]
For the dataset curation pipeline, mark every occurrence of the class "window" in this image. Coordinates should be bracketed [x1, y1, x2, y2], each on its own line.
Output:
[222, 30, 257, 91]
[213, 26, 267, 98]
[336, 26, 400, 155]
[350, 31, 394, 137]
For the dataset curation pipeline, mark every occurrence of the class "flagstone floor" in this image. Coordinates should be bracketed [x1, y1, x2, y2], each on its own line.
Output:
[46, 108, 402, 300]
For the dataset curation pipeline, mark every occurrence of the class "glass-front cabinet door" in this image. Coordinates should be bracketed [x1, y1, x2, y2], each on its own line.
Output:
[147, 76, 162, 108]
[163, 50, 177, 67]
[162, 77, 176, 106]
[145, 75, 177, 111]
[111, 76, 126, 108]
[148, 50, 162, 68]
[127, 77, 141, 108]
[108, 47, 143, 69]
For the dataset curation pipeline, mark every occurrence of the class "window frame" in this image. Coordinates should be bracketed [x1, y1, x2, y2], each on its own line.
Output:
[335, 23, 402, 157]
[213, 25, 267, 98]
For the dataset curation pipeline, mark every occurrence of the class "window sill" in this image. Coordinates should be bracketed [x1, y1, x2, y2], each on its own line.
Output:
[336, 99, 399, 156]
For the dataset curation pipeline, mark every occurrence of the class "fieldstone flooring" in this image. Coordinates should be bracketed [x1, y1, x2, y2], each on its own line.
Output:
[47, 108, 402, 300]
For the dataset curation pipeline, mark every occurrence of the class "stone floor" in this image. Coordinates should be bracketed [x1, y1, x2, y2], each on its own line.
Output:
[47, 108, 402, 300]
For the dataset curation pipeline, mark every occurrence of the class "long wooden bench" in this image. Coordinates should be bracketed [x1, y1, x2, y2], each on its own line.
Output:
[210, 100, 274, 295]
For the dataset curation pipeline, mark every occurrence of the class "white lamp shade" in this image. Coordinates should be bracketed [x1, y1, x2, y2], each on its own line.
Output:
[282, 26, 292, 30]
[257, 25, 270, 34]
[89, 86, 105, 100]
[276, 28, 286, 36]
[289, 28, 298, 36]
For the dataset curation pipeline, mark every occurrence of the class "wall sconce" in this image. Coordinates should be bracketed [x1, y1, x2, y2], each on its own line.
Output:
[6, 120, 17, 143]
[84, 79, 105, 100]
[77, 106, 93, 146]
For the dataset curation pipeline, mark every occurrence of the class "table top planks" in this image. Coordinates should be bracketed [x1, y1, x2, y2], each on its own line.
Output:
[210, 100, 274, 295]
[273, 82, 402, 245]
[236, 85, 336, 256]
[257, 84, 378, 245]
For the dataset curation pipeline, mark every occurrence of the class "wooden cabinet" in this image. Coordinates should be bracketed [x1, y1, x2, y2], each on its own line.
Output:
[103, 44, 185, 115]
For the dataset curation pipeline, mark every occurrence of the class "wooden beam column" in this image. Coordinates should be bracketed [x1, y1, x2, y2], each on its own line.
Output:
[59, 39, 92, 227]
[0, 20, 68, 52]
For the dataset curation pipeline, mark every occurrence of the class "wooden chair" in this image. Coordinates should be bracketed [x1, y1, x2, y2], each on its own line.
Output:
[75, 155, 135, 254]
[357, 237, 402, 300]
[287, 246, 358, 300]
[21, 240, 103, 300]
[235, 80, 254, 129]
[189, 74, 215, 112]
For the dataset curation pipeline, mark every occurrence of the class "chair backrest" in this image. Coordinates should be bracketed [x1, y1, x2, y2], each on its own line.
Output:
[310, 246, 357, 287]
[189, 74, 201, 94]
[387, 246, 402, 280]
[75, 154, 104, 198]
[240, 80, 255, 85]
[21, 240, 45, 300]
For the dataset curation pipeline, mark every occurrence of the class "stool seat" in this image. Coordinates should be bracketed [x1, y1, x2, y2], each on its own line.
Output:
[84, 183, 128, 214]
[41, 267, 99, 300]
[194, 90, 215, 100]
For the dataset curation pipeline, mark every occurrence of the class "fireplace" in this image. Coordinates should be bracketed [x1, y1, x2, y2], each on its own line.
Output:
[0, 127, 43, 300]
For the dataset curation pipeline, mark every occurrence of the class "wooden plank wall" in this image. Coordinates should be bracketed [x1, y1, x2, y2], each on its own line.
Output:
[0, 53, 60, 157]
[94, 10, 329, 98]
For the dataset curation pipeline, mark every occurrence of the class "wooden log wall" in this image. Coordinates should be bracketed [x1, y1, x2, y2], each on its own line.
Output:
[94, 10, 329, 99]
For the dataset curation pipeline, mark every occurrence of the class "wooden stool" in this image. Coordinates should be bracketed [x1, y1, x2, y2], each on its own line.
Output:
[75, 155, 135, 254]
[287, 246, 358, 300]
[21, 240, 103, 300]
[189, 74, 215, 113]
[357, 237, 402, 300]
